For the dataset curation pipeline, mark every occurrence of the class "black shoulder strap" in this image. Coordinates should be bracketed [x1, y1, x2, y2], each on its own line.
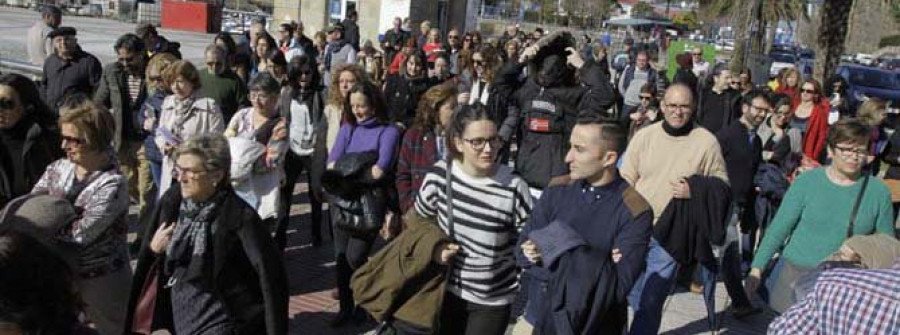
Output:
[445, 159, 454, 240]
[847, 175, 870, 238]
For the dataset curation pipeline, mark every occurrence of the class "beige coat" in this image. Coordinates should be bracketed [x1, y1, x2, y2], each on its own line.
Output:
[156, 95, 224, 196]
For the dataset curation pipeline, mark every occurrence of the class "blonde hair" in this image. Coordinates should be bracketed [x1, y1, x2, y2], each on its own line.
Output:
[857, 98, 887, 127]
[58, 99, 115, 152]
[145, 53, 178, 85]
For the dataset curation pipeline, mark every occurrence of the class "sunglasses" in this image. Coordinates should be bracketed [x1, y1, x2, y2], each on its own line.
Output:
[801, 89, 817, 94]
[473, 60, 485, 66]
[692, 53, 702, 56]
[0, 98, 16, 110]
[730, 81, 741, 85]
[61, 135, 85, 146]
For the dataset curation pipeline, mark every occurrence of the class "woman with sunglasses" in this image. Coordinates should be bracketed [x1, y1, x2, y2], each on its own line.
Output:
[31, 99, 131, 335]
[414, 104, 532, 335]
[825, 74, 850, 122]
[794, 79, 831, 162]
[758, 95, 803, 166]
[139, 53, 178, 195]
[628, 82, 660, 139]
[745, 119, 895, 313]
[0, 73, 63, 206]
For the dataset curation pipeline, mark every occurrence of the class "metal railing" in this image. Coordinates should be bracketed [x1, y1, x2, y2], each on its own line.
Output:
[0, 57, 43, 79]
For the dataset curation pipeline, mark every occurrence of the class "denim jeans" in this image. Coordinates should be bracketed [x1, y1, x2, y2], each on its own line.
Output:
[628, 238, 679, 335]
[698, 242, 752, 331]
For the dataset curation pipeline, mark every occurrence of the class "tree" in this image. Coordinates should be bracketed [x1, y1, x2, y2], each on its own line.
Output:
[632, 2, 655, 18]
[672, 11, 700, 31]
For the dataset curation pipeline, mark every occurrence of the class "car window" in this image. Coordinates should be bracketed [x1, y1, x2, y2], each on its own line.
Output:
[770, 53, 796, 63]
[848, 67, 900, 89]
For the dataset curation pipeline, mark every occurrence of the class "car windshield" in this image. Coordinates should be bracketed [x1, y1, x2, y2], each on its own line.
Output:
[847, 67, 900, 89]
[770, 53, 796, 63]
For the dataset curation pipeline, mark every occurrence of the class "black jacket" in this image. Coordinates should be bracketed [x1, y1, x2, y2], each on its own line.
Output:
[125, 185, 289, 334]
[0, 119, 63, 205]
[42, 50, 103, 111]
[653, 175, 732, 268]
[697, 88, 741, 134]
[495, 59, 615, 188]
[342, 19, 361, 51]
[384, 74, 438, 128]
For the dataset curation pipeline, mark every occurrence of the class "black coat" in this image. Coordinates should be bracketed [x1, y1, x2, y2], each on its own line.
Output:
[653, 175, 732, 268]
[125, 185, 289, 335]
[0, 120, 62, 205]
[384, 74, 438, 128]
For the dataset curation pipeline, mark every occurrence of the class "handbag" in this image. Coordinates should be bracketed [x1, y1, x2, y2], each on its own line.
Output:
[131, 259, 161, 334]
[332, 186, 388, 238]
[766, 174, 870, 312]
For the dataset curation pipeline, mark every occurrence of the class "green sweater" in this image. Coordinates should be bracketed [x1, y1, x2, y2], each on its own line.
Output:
[752, 168, 895, 269]
[199, 70, 248, 122]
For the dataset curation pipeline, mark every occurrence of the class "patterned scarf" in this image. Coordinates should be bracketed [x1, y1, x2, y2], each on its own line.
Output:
[165, 191, 224, 284]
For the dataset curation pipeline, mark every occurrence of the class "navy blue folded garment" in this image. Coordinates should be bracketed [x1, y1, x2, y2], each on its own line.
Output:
[530, 220, 588, 267]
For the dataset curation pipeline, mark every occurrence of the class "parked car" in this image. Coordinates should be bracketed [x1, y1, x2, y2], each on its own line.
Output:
[769, 52, 797, 77]
[855, 53, 875, 66]
[836, 64, 900, 113]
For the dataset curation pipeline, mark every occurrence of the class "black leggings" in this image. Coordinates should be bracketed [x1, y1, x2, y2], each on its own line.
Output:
[438, 293, 510, 335]
[332, 209, 376, 313]
[276, 151, 324, 249]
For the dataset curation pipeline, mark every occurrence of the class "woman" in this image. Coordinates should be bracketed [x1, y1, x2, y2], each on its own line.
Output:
[462, 32, 476, 52]
[696, 63, 741, 134]
[628, 82, 660, 139]
[470, 31, 483, 49]
[313, 31, 327, 64]
[384, 51, 438, 128]
[0, 73, 62, 205]
[414, 105, 532, 335]
[431, 54, 454, 82]
[231, 52, 252, 84]
[795, 79, 831, 162]
[324, 63, 369, 154]
[388, 37, 417, 76]
[139, 53, 179, 196]
[326, 81, 400, 327]
[277, 55, 327, 248]
[224, 73, 288, 224]
[397, 83, 457, 214]
[775, 67, 801, 107]
[503, 38, 520, 64]
[156, 60, 225, 197]
[736, 67, 753, 96]
[423, 28, 444, 64]
[128, 135, 288, 334]
[0, 229, 96, 335]
[251, 32, 277, 78]
[214, 32, 237, 67]
[758, 95, 803, 166]
[858, 98, 890, 173]
[825, 74, 850, 121]
[357, 40, 385, 86]
[263, 50, 288, 85]
[31, 100, 131, 335]
[745, 119, 895, 313]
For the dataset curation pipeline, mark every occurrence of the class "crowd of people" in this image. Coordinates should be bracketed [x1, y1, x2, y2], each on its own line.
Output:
[3, 5, 900, 335]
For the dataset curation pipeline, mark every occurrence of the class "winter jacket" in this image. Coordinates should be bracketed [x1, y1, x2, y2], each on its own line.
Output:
[94, 62, 148, 149]
[653, 175, 732, 268]
[384, 74, 439, 127]
[0, 119, 63, 204]
[125, 185, 289, 335]
[396, 126, 440, 213]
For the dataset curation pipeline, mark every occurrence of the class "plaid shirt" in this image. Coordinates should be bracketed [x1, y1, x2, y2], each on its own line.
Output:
[396, 126, 440, 213]
[769, 259, 900, 334]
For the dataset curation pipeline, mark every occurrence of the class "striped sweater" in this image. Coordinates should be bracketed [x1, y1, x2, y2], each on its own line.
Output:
[415, 160, 533, 306]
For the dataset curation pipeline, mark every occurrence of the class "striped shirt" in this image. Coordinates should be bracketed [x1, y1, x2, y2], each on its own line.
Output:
[769, 259, 900, 334]
[127, 74, 142, 103]
[415, 160, 532, 306]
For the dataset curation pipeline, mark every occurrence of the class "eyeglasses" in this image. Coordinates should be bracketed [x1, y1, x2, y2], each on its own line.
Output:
[148, 75, 164, 83]
[174, 165, 209, 180]
[639, 95, 653, 101]
[472, 60, 485, 66]
[832, 145, 868, 159]
[801, 89, 817, 94]
[206, 61, 220, 67]
[0, 98, 17, 110]
[61, 135, 85, 147]
[692, 53, 702, 56]
[749, 105, 773, 114]
[462, 136, 502, 151]
[730, 81, 741, 86]
[448, 35, 460, 39]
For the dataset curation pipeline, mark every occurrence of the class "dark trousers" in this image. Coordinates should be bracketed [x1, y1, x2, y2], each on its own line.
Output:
[332, 212, 376, 313]
[438, 293, 510, 335]
[276, 151, 324, 250]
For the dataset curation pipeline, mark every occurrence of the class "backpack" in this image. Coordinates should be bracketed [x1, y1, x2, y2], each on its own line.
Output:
[517, 88, 578, 188]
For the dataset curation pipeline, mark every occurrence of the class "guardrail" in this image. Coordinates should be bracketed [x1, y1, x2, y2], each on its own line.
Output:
[0, 57, 43, 79]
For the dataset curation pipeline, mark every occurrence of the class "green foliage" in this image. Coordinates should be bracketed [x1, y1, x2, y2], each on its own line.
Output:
[632, 2, 656, 18]
[880, 34, 900, 47]
[673, 11, 700, 30]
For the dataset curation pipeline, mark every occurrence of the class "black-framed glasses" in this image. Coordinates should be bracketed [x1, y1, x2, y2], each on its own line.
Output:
[749, 105, 773, 114]
[0, 98, 17, 110]
[832, 145, 868, 159]
[462, 136, 502, 151]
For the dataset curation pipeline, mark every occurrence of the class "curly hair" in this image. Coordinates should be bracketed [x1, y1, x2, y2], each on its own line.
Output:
[471, 44, 501, 83]
[327, 63, 369, 108]
[413, 83, 458, 131]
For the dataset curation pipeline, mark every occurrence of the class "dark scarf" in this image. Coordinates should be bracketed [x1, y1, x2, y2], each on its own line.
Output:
[663, 120, 694, 137]
[165, 190, 226, 284]
[324, 39, 348, 70]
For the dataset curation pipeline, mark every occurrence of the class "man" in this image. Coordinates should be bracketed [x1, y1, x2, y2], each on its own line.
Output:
[697, 64, 742, 133]
[293, 20, 315, 59]
[94, 34, 149, 211]
[711, 91, 771, 319]
[199, 45, 249, 123]
[341, 10, 360, 51]
[620, 84, 729, 335]
[277, 22, 301, 60]
[384, 17, 409, 66]
[769, 259, 900, 334]
[516, 115, 652, 334]
[617, 51, 658, 127]
[42, 27, 102, 113]
[135, 23, 181, 59]
[445, 28, 463, 74]
[499, 24, 525, 53]
[322, 23, 357, 88]
[692, 46, 710, 79]
[27, 5, 61, 66]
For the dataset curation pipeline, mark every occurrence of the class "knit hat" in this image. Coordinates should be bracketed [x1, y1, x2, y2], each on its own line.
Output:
[0, 194, 79, 266]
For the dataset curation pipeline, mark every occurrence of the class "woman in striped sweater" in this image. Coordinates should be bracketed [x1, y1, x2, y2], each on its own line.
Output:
[414, 104, 533, 335]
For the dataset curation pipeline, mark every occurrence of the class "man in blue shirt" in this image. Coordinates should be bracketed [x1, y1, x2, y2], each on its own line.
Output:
[515, 113, 653, 334]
